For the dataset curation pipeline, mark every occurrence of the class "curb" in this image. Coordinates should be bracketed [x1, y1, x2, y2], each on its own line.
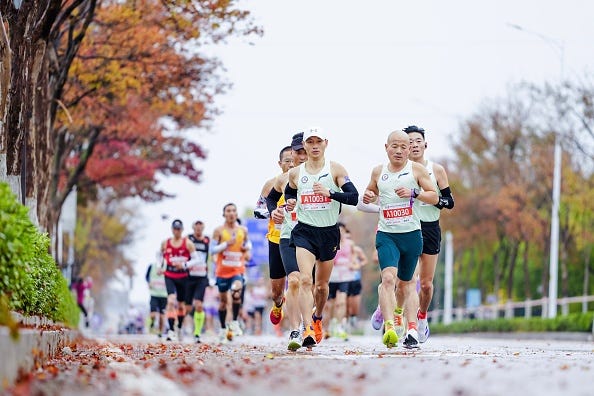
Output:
[0, 316, 79, 389]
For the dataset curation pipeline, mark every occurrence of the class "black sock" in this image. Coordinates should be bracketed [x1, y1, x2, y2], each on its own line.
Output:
[232, 303, 241, 321]
[168, 318, 175, 330]
[218, 309, 227, 328]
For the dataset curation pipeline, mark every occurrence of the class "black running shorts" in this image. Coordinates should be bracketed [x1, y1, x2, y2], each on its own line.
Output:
[290, 221, 340, 262]
[421, 220, 442, 255]
[268, 240, 286, 279]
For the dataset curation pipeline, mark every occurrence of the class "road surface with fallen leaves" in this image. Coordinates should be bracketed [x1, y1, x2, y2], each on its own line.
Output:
[5, 332, 594, 396]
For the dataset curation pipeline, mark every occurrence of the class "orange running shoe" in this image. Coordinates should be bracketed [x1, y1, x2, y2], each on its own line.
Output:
[269, 296, 285, 325]
[302, 326, 316, 348]
[311, 316, 323, 344]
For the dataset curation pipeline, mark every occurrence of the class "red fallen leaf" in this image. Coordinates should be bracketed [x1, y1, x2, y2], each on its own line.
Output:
[46, 364, 60, 376]
[356, 372, 366, 380]
[109, 371, 117, 379]
[377, 353, 385, 358]
[177, 365, 194, 374]
[242, 357, 251, 364]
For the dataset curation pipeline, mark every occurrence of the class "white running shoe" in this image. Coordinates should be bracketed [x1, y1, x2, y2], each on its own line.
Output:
[403, 328, 420, 349]
[229, 320, 243, 337]
[287, 329, 302, 351]
[218, 328, 229, 344]
[370, 306, 383, 330]
[418, 318, 430, 343]
[166, 329, 177, 342]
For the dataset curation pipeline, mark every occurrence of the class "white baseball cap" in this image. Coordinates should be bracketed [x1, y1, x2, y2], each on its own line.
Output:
[302, 126, 328, 142]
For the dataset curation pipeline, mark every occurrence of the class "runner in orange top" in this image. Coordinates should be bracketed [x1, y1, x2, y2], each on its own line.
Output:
[210, 203, 251, 342]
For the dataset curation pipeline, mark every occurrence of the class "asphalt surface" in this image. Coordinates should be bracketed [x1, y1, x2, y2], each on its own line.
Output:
[7, 331, 592, 396]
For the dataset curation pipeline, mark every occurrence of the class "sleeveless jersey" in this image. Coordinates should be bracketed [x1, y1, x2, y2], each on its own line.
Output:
[147, 264, 167, 298]
[267, 194, 284, 244]
[188, 234, 210, 277]
[296, 161, 341, 227]
[330, 237, 355, 283]
[377, 161, 421, 233]
[416, 159, 441, 222]
[280, 199, 298, 240]
[163, 238, 191, 279]
[215, 227, 247, 278]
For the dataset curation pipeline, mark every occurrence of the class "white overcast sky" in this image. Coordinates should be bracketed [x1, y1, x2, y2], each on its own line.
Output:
[124, 0, 594, 303]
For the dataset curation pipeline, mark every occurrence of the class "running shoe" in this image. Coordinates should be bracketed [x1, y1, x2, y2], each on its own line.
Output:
[302, 326, 316, 348]
[382, 321, 398, 348]
[269, 296, 285, 325]
[311, 316, 324, 344]
[370, 306, 383, 330]
[418, 317, 430, 343]
[287, 330, 302, 351]
[229, 320, 243, 337]
[218, 328, 229, 344]
[394, 311, 405, 339]
[403, 328, 420, 349]
[166, 329, 177, 342]
[194, 334, 201, 344]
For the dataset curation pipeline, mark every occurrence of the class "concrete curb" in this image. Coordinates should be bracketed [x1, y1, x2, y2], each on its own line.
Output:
[0, 316, 79, 389]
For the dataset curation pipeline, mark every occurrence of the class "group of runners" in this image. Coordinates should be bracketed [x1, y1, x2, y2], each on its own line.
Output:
[146, 125, 453, 350]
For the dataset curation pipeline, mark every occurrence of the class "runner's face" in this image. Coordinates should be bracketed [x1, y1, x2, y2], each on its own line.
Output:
[292, 148, 308, 165]
[279, 150, 294, 172]
[408, 132, 425, 160]
[193, 223, 204, 236]
[304, 136, 326, 158]
[385, 135, 410, 165]
[171, 227, 183, 237]
[224, 205, 238, 223]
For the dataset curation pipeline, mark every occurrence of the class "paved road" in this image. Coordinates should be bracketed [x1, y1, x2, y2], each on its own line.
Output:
[7, 332, 594, 396]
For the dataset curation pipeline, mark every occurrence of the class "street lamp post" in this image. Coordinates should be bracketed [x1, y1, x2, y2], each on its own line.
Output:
[508, 23, 564, 319]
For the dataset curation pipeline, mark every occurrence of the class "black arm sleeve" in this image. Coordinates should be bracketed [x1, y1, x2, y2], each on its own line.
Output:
[434, 186, 454, 209]
[284, 184, 298, 200]
[265, 188, 283, 214]
[145, 265, 151, 283]
[330, 181, 359, 206]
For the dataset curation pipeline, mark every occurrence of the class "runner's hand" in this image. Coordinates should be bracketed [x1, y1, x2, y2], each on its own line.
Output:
[285, 198, 296, 211]
[363, 190, 376, 204]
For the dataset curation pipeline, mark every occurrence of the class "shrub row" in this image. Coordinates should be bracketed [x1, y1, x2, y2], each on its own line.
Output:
[0, 182, 78, 327]
[431, 311, 594, 334]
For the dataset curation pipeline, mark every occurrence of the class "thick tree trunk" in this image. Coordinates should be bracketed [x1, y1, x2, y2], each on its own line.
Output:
[0, 1, 62, 232]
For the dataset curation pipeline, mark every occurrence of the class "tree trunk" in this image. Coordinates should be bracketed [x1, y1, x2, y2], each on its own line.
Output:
[0, 1, 61, 231]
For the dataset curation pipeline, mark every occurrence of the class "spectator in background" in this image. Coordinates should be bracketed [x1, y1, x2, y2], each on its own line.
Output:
[72, 276, 93, 327]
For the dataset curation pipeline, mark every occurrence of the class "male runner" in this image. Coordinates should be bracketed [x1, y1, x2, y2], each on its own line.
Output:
[404, 125, 454, 342]
[186, 220, 210, 343]
[284, 127, 359, 348]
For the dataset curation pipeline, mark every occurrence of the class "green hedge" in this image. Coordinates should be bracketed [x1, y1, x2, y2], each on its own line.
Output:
[431, 311, 594, 334]
[0, 182, 78, 327]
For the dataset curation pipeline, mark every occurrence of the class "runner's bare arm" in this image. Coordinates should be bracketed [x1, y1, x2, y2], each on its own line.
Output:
[413, 163, 439, 205]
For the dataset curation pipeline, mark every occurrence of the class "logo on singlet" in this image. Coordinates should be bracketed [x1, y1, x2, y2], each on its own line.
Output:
[397, 172, 409, 179]
[381, 174, 388, 181]
[301, 176, 309, 183]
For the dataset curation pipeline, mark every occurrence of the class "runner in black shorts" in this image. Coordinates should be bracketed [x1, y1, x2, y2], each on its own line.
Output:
[284, 127, 359, 348]
[267, 132, 309, 350]
[161, 219, 195, 342]
[186, 220, 210, 343]
[405, 125, 454, 343]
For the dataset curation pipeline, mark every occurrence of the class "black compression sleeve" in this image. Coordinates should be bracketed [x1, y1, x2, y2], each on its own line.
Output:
[284, 184, 298, 201]
[265, 188, 283, 214]
[330, 181, 359, 206]
[434, 186, 454, 209]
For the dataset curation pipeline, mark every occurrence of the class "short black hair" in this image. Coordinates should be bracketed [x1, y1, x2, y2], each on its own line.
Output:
[279, 145, 292, 161]
[403, 125, 425, 138]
